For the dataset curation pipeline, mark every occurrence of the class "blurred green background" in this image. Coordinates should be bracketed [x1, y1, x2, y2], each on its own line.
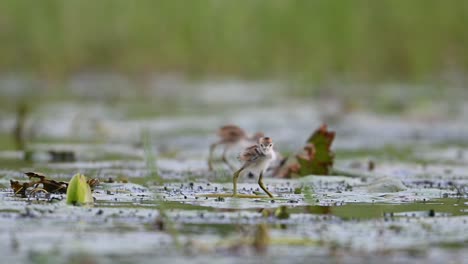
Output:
[1, 0, 467, 84]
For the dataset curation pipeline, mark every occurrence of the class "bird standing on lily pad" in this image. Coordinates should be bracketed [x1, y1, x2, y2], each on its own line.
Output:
[232, 137, 276, 198]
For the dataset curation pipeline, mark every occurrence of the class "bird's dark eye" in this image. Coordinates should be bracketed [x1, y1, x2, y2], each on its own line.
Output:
[269, 144, 272, 147]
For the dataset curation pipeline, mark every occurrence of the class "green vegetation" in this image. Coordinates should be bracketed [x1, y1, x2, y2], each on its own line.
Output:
[66, 173, 94, 205]
[302, 198, 468, 219]
[0, 0, 467, 83]
[142, 129, 163, 184]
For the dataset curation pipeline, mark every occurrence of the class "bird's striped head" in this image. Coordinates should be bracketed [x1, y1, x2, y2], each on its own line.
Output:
[259, 137, 274, 153]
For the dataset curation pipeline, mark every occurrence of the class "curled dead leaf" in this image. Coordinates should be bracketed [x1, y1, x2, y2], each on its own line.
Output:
[10, 180, 30, 198]
[25, 172, 68, 193]
[10, 172, 100, 198]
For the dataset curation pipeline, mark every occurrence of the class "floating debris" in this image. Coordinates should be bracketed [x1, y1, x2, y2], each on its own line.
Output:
[9, 172, 99, 198]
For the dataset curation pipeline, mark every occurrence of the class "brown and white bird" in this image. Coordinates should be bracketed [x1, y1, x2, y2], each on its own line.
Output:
[232, 137, 276, 198]
[208, 125, 264, 171]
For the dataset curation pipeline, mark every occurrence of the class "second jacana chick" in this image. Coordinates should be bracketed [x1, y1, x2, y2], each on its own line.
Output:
[208, 125, 264, 171]
[232, 137, 276, 198]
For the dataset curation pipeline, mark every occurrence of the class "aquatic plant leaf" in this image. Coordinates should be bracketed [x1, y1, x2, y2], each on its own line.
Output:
[10, 180, 31, 197]
[66, 173, 94, 206]
[275, 124, 335, 178]
[11, 172, 66, 197]
[296, 124, 335, 175]
[25, 172, 68, 193]
[276, 162, 300, 178]
[11, 172, 99, 198]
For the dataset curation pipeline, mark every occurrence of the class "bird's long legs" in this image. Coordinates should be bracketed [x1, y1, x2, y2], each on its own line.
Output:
[221, 146, 236, 171]
[232, 166, 245, 197]
[233, 168, 274, 198]
[258, 171, 273, 198]
[208, 142, 219, 171]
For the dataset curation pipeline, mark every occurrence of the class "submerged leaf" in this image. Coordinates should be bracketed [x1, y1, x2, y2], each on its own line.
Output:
[66, 174, 94, 206]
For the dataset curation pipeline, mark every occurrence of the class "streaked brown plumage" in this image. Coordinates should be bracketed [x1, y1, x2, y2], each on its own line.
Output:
[239, 144, 262, 162]
[232, 137, 276, 198]
[217, 125, 247, 143]
[208, 125, 264, 171]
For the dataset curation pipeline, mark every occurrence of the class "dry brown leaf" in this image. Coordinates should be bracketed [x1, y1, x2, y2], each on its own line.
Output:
[10, 172, 100, 197]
